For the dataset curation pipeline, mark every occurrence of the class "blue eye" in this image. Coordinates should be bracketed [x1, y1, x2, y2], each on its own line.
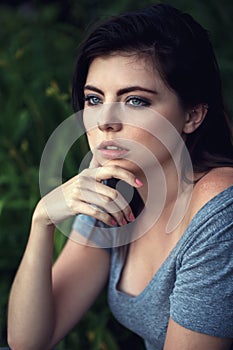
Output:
[84, 95, 102, 106]
[126, 96, 150, 107]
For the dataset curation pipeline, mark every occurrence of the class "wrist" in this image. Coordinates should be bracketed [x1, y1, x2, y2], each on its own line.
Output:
[32, 200, 55, 229]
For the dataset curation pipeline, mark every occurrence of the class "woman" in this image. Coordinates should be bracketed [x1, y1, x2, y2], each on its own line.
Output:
[8, 3, 233, 350]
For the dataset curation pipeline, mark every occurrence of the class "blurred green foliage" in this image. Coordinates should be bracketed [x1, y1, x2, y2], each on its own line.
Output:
[0, 0, 232, 348]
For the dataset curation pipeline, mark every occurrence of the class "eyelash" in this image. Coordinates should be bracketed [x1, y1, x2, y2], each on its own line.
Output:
[125, 96, 151, 107]
[83, 94, 151, 107]
[83, 95, 102, 106]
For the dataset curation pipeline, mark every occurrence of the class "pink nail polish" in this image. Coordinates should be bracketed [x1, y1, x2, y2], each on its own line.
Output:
[122, 218, 127, 225]
[129, 212, 135, 222]
[135, 178, 143, 187]
[111, 219, 117, 226]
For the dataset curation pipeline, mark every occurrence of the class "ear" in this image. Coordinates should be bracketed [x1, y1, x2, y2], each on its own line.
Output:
[183, 104, 208, 134]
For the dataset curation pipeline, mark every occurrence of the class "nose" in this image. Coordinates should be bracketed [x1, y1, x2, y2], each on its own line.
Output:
[97, 103, 123, 132]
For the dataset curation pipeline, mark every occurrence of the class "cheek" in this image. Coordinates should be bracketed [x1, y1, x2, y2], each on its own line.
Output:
[83, 109, 98, 133]
[129, 131, 161, 161]
[133, 130, 174, 164]
[85, 130, 97, 151]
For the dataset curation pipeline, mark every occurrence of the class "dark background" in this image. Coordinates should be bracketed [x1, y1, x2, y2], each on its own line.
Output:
[0, 0, 232, 348]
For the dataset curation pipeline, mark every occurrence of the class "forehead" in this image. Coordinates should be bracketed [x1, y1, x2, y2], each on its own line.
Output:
[86, 53, 162, 86]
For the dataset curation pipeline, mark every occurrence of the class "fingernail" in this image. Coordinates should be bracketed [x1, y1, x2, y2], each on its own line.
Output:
[135, 178, 143, 187]
[122, 218, 127, 225]
[129, 212, 135, 222]
[111, 219, 117, 226]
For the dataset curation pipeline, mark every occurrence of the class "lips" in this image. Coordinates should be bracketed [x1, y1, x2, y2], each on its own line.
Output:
[97, 140, 129, 159]
[98, 140, 128, 150]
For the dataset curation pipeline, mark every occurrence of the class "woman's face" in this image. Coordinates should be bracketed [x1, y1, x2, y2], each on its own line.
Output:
[83, 53, 189, 176]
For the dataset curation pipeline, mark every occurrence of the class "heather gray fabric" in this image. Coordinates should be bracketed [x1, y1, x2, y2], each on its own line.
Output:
[72, 185, 233, 349]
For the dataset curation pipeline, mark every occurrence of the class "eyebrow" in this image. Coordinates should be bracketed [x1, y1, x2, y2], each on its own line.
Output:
[84, 84, 157, 96]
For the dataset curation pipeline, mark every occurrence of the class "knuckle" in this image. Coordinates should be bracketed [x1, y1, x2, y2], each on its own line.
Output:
[106, 164, 118, 174]
[76, 175, 90, 189]
[67, 198, 75, 212]
[111, 189, 118, 200]
[72, 186, 80, 196]
[102, 195, 112, 204]
[111, 164, 119, 171]
[73, 186, 85, 201]
[104, 187, 117, 201]
[90, 206, 98, 217]
[77, 176, 84, 186]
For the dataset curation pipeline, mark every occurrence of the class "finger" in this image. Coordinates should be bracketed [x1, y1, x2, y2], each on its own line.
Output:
[69, 200, 117, 227]
[84, 165, 143, 188]
[106, 191, 134, 225]
[72, 188, 132, 226]
[75, 179, 135, 224]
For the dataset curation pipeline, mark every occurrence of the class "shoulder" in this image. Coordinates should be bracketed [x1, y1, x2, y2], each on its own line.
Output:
[169, 170, 233, 342]
[189, 167, 233, 220]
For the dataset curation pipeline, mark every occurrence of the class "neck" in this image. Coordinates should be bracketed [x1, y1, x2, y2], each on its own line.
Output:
[137, 158, 194, 232]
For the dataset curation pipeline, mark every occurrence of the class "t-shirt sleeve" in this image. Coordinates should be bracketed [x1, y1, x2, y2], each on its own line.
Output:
[170, 237, 233, 337]
[71, 214, 113, 252]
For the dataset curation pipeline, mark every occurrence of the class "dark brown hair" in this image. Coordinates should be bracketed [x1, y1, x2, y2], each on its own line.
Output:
[72, 3, 233, 172]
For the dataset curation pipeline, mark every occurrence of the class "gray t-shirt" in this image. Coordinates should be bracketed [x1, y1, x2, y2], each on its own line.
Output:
[72, 185, 233, 349]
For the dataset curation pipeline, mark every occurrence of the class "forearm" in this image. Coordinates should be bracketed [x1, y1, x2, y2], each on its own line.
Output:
[8, 218, 55, 350]
[7, 163, 139, 349]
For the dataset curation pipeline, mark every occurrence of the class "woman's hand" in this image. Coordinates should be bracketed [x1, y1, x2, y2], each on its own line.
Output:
[34, 158, 142, 227]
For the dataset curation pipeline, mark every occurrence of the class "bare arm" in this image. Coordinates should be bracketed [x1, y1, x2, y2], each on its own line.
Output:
[8, 219, 55, 350]
[48, 232, 110, 348]
[164, 318, 233, 350]
[8, 220, 110, 350]
[8, 164, 139, 349]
